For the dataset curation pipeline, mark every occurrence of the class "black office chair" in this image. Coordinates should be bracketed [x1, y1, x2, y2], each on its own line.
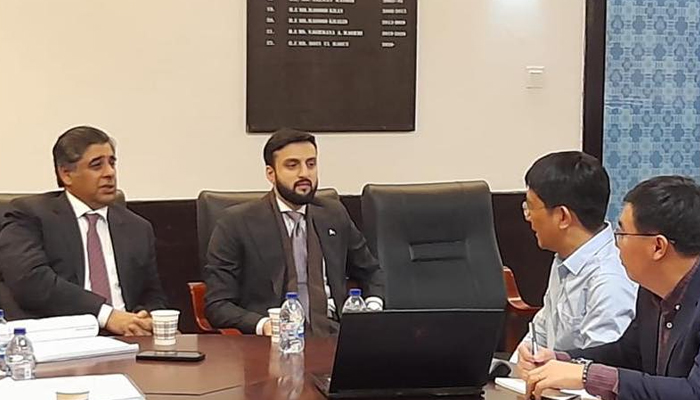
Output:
[361, 181, 506, 310]
[0, 194, 23, 228]
[196, 189, 340, 269]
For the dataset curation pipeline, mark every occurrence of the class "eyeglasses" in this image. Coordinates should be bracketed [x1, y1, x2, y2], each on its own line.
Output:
[613, 230, 677, 245]
[521, 201, 547, 219]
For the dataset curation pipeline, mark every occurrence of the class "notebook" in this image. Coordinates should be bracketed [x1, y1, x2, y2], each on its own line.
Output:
[7, 315, 139, 363]
[0, 373, 144, 400]
[495, 377, 597, 400]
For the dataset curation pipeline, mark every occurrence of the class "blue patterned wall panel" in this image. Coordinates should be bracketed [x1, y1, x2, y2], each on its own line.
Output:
[603, 0, 700, 221]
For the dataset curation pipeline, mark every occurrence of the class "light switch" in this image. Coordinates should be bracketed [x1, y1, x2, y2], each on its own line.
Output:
[526, 66, 545, 89]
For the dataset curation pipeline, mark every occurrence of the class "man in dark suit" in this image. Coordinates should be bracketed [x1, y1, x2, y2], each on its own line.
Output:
[0, 126, 167, 335]
[204, 128, 385, 336]
[518, 176, 700, 400]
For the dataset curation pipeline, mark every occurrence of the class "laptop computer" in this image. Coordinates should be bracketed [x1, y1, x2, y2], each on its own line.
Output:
[314, 308, 504, 398]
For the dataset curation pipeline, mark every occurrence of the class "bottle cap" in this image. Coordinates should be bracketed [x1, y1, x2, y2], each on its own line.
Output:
[286, 292, 299, 300]
[13, 327, 26, 335]
[349, 288, 362, 296]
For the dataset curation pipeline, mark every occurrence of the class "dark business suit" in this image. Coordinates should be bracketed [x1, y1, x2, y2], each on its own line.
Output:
[204, 192, 385, 334]
[568, 266, 700, 400]
[0, 191, 168, 320]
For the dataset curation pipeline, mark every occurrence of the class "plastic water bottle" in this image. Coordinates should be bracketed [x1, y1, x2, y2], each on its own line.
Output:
[278, 352, 305, 399]
[279, 292, 305, 354]
[0, 354, 6, 378]
[342, 288, 367, 313]
[5, 328, 35, 380]
[0, 310, 10, 377]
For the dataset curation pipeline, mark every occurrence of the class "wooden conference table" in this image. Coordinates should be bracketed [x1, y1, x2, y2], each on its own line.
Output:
[35, 335, 524, 400]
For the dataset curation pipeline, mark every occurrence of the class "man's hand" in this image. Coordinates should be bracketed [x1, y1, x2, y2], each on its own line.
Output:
[525, 360, 585, 400]
[516, 342, 556, 377]
[105, 310, 153, 336]
[127, 310, 153, 336]
[262, 320, 272, 336]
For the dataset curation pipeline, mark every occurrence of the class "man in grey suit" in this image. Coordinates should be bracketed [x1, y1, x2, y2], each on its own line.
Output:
[0, 126, 167, 335]
[204, 128, 385, 336]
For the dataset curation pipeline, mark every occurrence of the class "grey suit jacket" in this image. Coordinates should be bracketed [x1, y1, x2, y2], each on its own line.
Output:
[204, 192, 385, 334]
[0, 191, 168, 320]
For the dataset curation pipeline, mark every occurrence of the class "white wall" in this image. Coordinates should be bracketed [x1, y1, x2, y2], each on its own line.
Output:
[0, 0, 585, 199]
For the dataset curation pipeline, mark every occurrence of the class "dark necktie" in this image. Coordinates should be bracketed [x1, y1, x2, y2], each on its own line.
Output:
[85, 213, 112, 304]
[286, 211, 310, 319]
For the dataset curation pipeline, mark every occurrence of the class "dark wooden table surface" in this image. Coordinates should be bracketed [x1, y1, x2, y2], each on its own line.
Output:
[35, 334, 524, 399]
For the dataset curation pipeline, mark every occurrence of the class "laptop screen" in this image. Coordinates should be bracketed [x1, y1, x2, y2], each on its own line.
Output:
[329, 309, 504, 396]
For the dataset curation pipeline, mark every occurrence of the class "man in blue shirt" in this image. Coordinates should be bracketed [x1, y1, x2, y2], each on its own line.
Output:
[514, 151, 637, 360]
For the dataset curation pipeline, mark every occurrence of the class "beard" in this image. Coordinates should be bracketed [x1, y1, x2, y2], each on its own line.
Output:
[276, 179, 317, 206]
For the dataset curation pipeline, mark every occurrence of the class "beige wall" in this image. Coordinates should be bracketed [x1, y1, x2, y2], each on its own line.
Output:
[0, 0, 585, 199]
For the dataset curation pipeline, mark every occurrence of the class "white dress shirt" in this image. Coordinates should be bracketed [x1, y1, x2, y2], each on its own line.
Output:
[66, 191, 125, 328]
[255, 196, 383, 335]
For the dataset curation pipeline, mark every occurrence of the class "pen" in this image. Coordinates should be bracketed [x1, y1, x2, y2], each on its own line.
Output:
[529, 322, 540, 400]
[529, 321, 539, 356]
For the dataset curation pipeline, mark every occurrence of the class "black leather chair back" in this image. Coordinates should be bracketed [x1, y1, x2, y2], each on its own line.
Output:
[196, 189, 340, 268]
[0, 191, 126, 228]
[361, 181, 506, 310]
[0, 194, 24, 228]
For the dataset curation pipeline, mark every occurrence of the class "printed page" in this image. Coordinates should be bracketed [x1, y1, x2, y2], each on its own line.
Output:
[7, 314, 99, 342]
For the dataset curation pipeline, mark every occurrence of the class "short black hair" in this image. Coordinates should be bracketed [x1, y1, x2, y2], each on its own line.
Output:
[623, 175, 700, 256]
[263, 128, 316, 167]
[525, 151, 610, 232]
[52, 126, 114, 187]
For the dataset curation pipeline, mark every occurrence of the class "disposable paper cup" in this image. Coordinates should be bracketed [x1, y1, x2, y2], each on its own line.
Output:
[268, 307, 281, 343]
[151, 309, 180, 346]
[56, 389, 89, 400]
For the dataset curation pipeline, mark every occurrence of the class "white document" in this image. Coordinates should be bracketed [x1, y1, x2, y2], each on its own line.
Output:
[495, 377, 597, 400]
[8, 315, 99, 343]
[32, 336, 139, 363]
[0, 373, 144, 400]
[6, 315, 138, 363]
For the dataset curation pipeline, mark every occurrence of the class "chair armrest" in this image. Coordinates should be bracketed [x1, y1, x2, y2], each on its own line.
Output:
[187, 281, 218, 333]
[198, 319, 216, 332]
[218, 328, 243, 336]
[503, 266, 541, 317]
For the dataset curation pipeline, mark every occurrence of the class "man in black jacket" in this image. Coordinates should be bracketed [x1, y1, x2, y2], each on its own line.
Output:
[204, 128, 385, 336]
[0, 126, 167, 335]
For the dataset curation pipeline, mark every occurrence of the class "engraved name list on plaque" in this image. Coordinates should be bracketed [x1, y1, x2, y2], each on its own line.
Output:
[247, 0, 417, 133]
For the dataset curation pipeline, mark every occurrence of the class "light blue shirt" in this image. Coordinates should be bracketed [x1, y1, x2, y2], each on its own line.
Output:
[524, 222, 637, 352]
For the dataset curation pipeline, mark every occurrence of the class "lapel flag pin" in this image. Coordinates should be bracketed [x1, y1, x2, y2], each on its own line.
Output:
[328, 228, 336, 236]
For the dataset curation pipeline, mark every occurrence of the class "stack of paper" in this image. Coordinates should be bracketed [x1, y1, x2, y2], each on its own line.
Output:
[0, 374, 144, 400]
[31, 336, 139, 363]
[7, 315, 138, 363]
[495, 377, 597, 400]
[7, 314, 98, 343]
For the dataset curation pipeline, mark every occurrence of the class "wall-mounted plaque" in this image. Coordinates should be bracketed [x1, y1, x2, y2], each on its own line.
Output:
[247, 0, 417, 133]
